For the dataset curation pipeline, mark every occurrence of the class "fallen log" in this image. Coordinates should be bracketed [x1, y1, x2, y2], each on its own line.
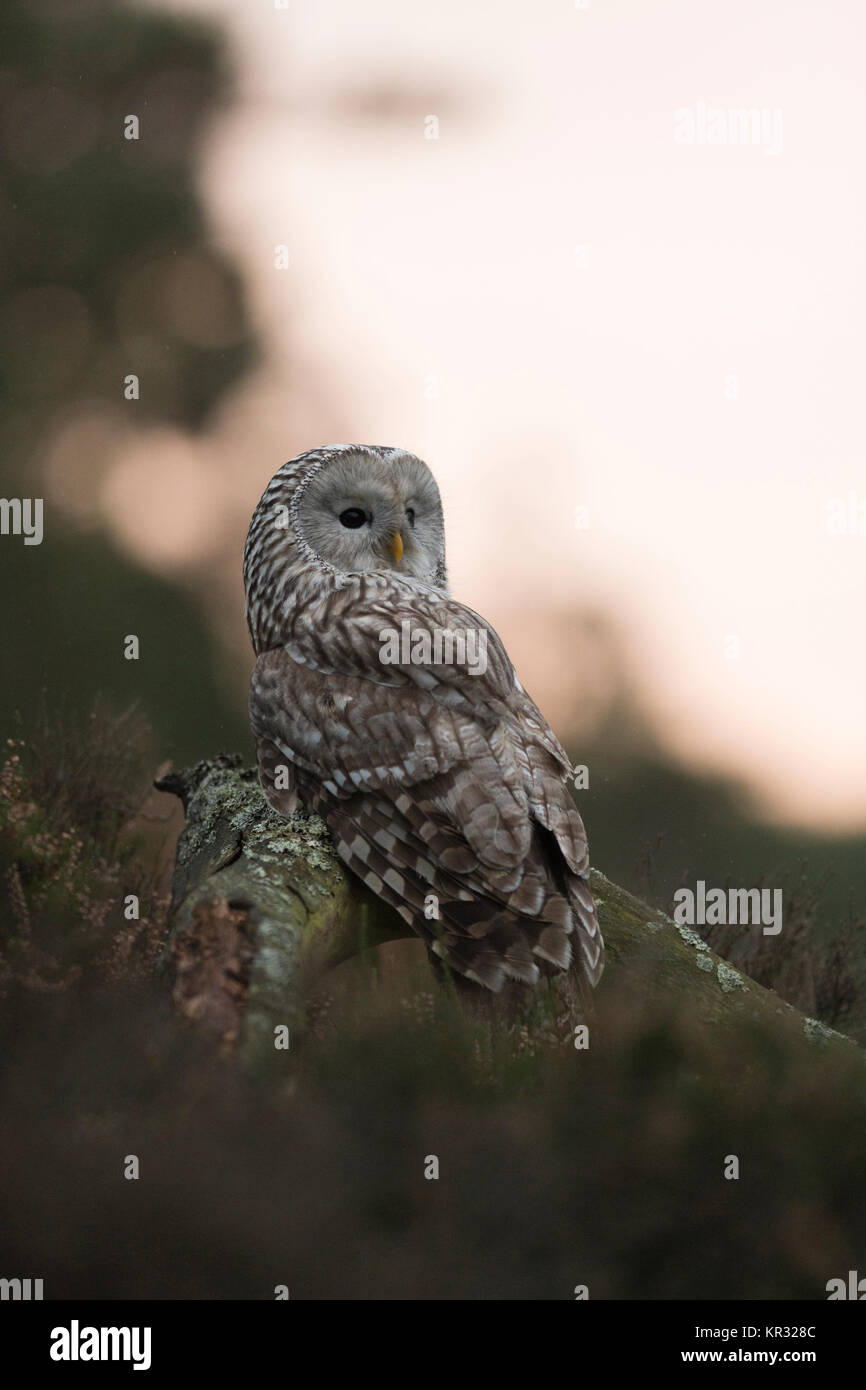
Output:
[155, 755, 861, 1070]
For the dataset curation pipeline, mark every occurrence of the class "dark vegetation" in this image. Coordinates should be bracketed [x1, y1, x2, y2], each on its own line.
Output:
[1, 708, 865, 1299]
[572, 718, 866, 1041]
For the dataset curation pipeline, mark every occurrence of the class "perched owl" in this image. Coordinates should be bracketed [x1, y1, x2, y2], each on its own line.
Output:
[243, 445, 603, 994]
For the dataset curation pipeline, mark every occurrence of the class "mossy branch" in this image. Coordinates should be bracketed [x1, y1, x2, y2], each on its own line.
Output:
[156, 756, 862, 1070]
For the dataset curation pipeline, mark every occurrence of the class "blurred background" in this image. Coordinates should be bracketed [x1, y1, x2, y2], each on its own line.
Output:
[1, 0, 864, 931]
[2, 0, 866, 1303]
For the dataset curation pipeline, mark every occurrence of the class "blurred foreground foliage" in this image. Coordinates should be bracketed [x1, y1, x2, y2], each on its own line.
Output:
[0, 707, 864, 1299]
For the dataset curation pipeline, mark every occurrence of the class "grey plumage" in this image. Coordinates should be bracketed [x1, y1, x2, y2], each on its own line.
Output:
[243, 444, 604, 993]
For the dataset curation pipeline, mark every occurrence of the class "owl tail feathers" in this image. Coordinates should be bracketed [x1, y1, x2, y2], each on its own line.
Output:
[430, 933, 536, 993]
[569, 875, 605, 988]
[436, 881, 605, 996]
[430, 911, 577, 994]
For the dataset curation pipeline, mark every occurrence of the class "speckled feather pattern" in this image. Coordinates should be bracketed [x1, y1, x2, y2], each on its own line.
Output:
[244, 445, 604, 992]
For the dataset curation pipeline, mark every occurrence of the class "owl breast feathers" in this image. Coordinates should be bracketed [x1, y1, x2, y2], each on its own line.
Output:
[243, 445, 604, 993]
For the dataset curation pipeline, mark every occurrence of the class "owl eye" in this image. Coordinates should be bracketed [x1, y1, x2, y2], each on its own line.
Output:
[339, 507, 367, 529]
[405, 507, 416, 528]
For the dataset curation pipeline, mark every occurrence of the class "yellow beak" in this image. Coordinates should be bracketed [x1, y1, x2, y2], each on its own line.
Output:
[390, 531, 404, 562]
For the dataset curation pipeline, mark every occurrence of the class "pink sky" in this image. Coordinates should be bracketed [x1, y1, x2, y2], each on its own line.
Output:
[120, 0, 866, 831]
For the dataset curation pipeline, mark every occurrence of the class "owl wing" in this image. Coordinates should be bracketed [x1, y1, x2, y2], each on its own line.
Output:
[250, 587, 603, 992]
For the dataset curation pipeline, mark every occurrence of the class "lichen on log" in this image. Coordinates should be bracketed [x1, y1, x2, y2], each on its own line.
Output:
[155, 755, 411, 1067]
[156, 756, 862, 1070]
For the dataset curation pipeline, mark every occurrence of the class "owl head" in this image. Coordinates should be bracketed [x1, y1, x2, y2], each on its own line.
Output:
[244, 445, 448, 653]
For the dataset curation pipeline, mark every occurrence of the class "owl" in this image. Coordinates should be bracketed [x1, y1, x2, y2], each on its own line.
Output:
[243, 445, 603, 994]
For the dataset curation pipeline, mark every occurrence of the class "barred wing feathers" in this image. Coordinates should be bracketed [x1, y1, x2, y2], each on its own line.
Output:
[250, 583, 603, 992]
